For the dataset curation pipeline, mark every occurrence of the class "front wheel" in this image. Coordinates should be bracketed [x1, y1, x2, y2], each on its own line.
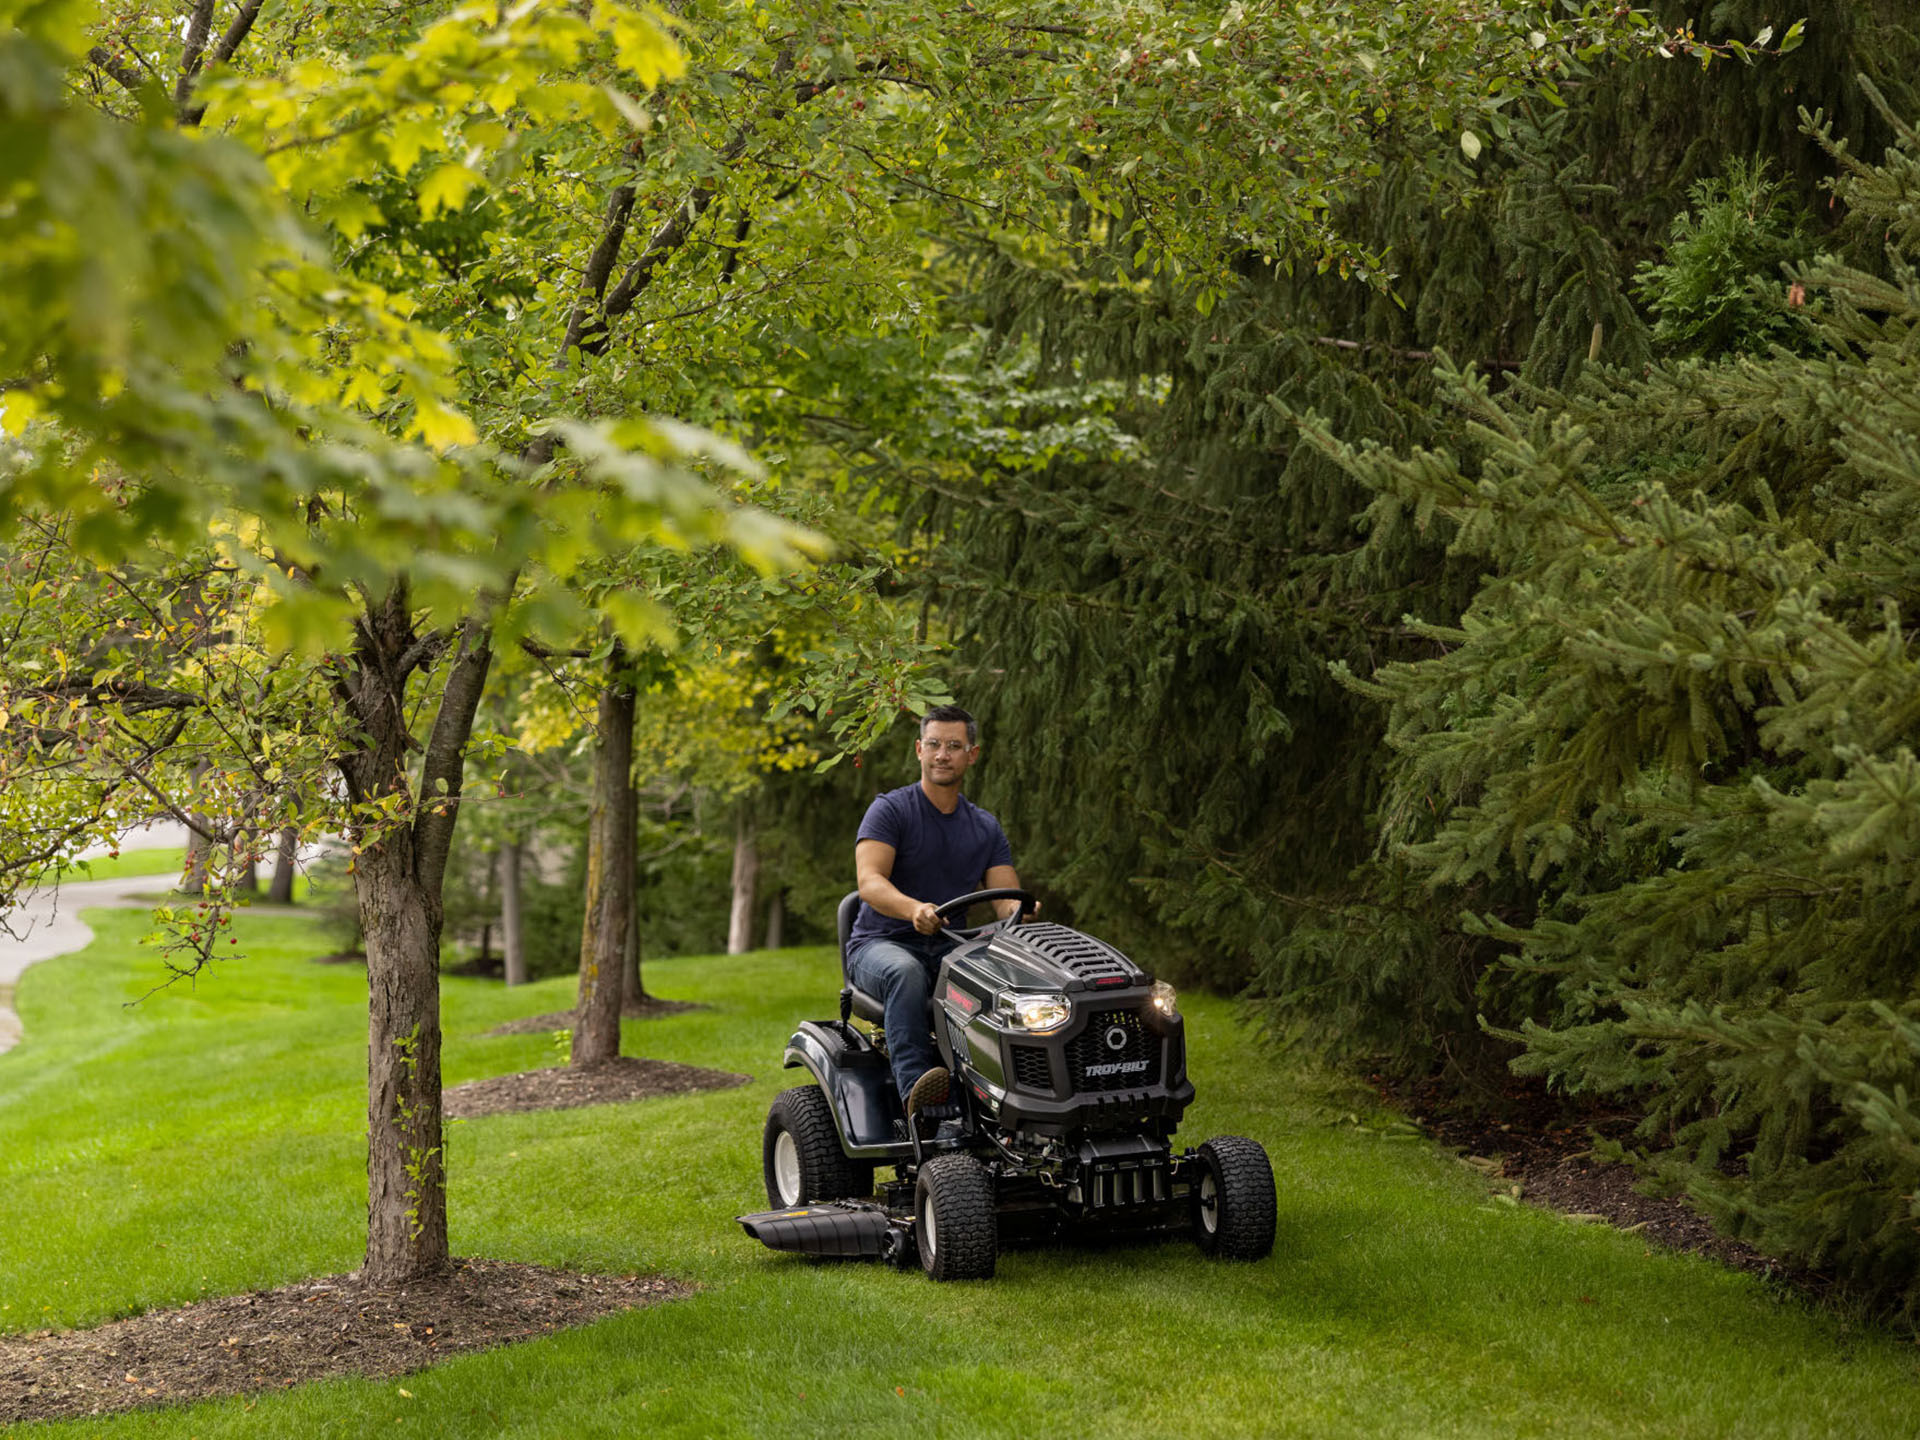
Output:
[1191, 1136, 1276, 1261]
[763, 1085, 874, 1208]
[914, 1154, 997, 1280]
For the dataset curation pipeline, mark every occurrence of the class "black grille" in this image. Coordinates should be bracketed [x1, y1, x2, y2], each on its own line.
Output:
[1010, 1044, 1053, 1092]
[1066, 1010, 1161, 1092]
[1004, 923, 1134, 983]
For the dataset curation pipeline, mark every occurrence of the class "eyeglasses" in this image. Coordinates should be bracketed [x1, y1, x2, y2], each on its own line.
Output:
[920, 739, 973, 754]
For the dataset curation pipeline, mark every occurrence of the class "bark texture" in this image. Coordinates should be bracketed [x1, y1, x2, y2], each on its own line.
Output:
[357, 838, 448, 1283]
[572, 649, 635, 1065]
[334, 585, 495, 1285]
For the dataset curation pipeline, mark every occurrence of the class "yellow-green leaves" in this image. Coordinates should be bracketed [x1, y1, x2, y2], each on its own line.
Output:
[418, 163, 484, 219]
[412, 397, 479, 450]
[601, 589, 673, 651]
[206, 0, 685, 226]
[0, 390, 42, 438]
[592, 0, 685, 88]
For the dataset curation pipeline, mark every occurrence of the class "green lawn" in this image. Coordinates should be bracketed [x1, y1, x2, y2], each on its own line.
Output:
[1, 908, 1914, 1438]
[51, 847, 190, 885]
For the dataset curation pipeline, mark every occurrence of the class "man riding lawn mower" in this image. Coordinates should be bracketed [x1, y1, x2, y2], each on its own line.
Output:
[737, 886, 1279, 1279]
[736, 706, 1276, 1280]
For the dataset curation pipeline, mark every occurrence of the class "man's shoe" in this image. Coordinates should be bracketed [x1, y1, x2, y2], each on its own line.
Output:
[906, 1066, 951, 1138]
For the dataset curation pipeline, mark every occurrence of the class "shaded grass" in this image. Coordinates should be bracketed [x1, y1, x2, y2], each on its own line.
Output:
[1, 909, 1915, 1437]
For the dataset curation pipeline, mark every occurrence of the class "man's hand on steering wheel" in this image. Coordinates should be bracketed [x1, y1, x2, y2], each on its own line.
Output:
[911, 901, 943, 935]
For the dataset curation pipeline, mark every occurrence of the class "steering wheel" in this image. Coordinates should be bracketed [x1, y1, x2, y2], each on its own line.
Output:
[933, 887, 1037, 938]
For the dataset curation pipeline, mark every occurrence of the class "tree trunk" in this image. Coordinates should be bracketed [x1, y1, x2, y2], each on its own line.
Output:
[268, 825, 297, 904]
[727, 804, 758, 955]
[334, 582, 495, 1286]
[501, 839, 526, 987]
[763, 886, 785, 951]
[356, 838, 449, 1282]
[621, 894, 647, 1008]
[572, 647, 635, 1066]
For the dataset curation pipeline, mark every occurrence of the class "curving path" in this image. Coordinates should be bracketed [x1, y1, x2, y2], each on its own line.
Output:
[0, 825, 190, 1056]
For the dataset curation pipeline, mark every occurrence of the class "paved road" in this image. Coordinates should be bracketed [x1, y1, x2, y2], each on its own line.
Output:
[0, 823, 192, 1056]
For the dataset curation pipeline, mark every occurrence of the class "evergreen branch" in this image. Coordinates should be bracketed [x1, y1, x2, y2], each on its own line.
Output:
[1314, 337, 1522, 372]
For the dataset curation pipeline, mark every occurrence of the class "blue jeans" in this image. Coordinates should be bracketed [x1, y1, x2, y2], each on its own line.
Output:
[846, 933, 956, 1101]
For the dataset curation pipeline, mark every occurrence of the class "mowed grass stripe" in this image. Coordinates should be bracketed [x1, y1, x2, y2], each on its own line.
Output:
[0, 907, 1913, 1438]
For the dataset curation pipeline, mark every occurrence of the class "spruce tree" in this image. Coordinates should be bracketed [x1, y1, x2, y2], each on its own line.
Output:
[908, 4, 1918, 1086]
[1322, 84, 1920, 1311]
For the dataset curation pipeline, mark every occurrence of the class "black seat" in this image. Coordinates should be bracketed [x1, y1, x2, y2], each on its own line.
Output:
[837, 891, 888, 1024]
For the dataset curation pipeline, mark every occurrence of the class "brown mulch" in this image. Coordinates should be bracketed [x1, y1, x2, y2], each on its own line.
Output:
[443, 1056, 749, 1119]
[484, 998, 705, 1036]
[1376, 1072, 1827, 1292]
[0, 1259, 689, 1427]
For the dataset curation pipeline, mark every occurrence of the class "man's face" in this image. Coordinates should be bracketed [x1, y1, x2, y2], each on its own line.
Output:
[916, 720, 978, 789]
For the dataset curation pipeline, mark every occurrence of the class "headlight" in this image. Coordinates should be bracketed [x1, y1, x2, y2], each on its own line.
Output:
[1007, 993, 1071, 1033]
[1151, 980, 1178, 1017]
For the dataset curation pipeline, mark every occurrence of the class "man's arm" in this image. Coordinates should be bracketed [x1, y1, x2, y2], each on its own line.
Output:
[983, 863, 1026, 920]
[857, 838, 942, 935]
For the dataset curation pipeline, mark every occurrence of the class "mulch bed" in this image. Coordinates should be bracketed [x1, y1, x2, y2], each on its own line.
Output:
[1376, 1072, 1826, 1291]
[484, 998, 705, 1036]
[0, 1259, 689, 1427]
[444, 1056, 749, 1119]
[1, 1052, 745, 1425]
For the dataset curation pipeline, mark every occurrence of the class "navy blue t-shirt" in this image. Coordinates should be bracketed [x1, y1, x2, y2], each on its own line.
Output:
[850, 785, 1014, 943]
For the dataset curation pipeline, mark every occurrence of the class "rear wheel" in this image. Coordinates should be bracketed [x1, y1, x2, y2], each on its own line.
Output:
[1191, 1136, 1276, 1261]
[914, 1154, 997, 1280]
[762, 1085, 874, 1208]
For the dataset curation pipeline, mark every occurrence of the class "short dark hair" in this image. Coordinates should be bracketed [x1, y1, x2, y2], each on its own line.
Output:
[920, 704, 977, 746]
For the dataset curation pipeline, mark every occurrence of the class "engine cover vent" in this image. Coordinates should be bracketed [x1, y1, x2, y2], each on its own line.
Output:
[998, 923, 1135, 984]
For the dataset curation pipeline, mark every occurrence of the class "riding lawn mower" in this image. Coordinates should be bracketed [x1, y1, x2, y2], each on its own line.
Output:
[737, 889, 1277, 1280]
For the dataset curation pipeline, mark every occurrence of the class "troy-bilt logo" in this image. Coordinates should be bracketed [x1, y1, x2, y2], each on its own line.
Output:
[944, 983, 979, 1015]
[1083, 1059, 1151, 1078]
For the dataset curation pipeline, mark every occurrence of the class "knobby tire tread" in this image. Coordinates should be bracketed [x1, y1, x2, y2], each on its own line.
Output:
[1197, 1135, 1276, 1261]
[765, 1085, 873, 1207]
[918, 1154, 997, 1280]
